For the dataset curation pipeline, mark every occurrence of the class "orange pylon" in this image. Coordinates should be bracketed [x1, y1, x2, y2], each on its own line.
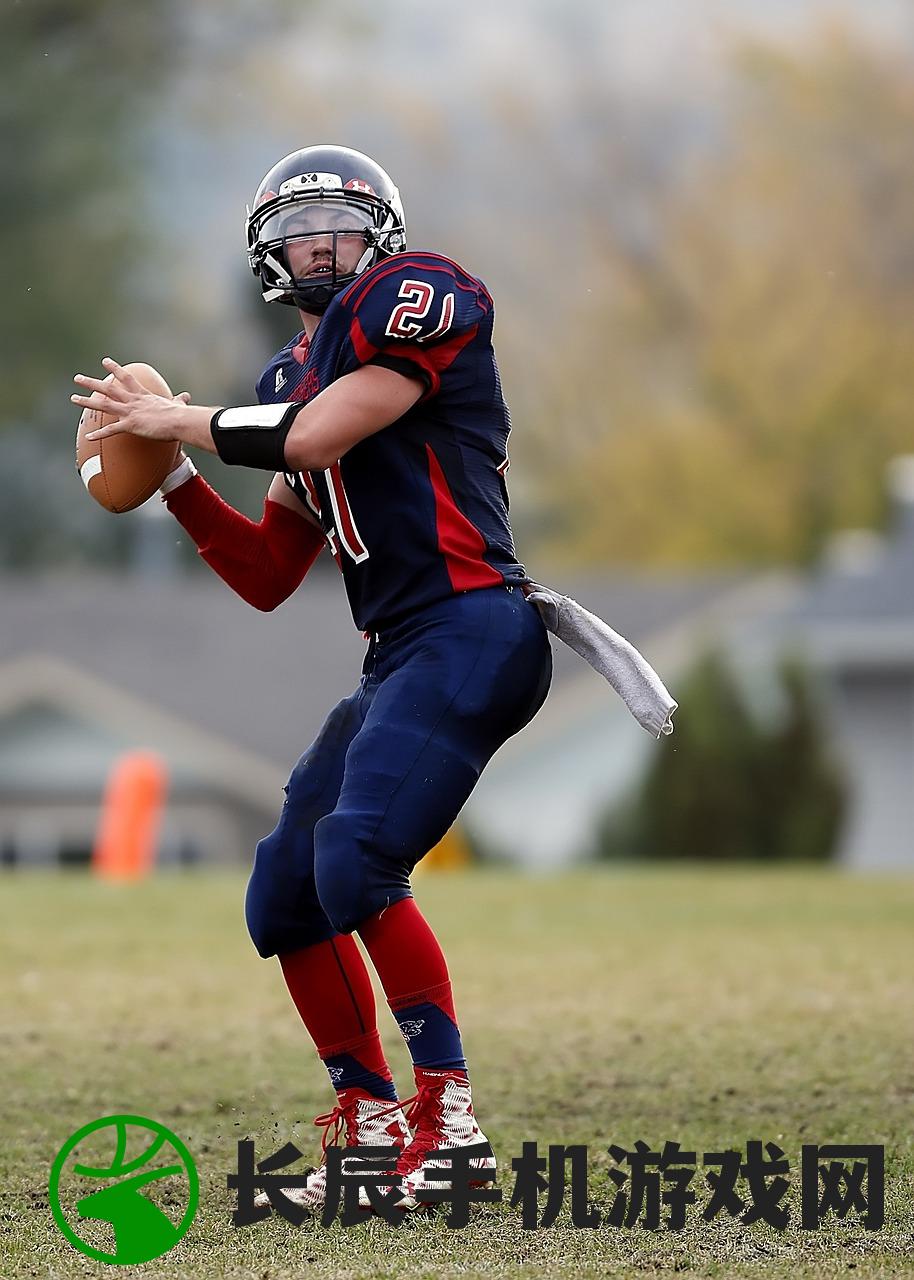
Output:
[414, 825, 472, 874]
[92, 751, 168, 881]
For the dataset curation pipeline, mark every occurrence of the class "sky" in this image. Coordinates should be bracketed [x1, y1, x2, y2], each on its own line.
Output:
[141, 0, 914, 400]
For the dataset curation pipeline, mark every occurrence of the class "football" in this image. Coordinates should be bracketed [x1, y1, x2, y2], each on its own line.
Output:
[76, 362, 181, 513]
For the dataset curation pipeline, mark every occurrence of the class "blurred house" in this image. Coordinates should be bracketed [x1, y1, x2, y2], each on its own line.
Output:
[0, 566, 361, 868]
[3, 459, 914, 871]
[0, 554, 753, 869]
[463, 571, 794, 866]
[769, 457, 914, 871]
[478, 458, 914, 871]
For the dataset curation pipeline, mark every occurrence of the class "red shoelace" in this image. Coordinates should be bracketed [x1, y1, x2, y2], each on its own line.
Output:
[313, 1080, 476, 1181]
[313, 1094, 414, 1157]
[396, 1083, 447, 1176]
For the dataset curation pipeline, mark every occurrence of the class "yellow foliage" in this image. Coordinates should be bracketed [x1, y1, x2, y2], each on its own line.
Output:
[531, 26, 914, 567]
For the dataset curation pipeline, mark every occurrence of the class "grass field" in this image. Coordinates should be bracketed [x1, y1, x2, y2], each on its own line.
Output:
[2, 866, 912, 1279]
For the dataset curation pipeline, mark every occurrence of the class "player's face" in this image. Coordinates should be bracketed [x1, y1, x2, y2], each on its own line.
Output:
[278, 202, 370, 281]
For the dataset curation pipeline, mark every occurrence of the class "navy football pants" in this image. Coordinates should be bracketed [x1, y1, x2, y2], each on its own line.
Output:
[245, 585, 552, 956]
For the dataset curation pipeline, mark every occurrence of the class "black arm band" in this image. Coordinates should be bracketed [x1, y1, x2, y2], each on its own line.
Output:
[210, 402, 303, 471]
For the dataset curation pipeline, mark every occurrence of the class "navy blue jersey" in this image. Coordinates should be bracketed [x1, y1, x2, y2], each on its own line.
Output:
[255, 251, 527, 632]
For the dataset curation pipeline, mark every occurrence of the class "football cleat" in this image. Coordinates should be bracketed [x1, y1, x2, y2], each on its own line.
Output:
[394, 1071, 496, 1209]
[253, 1088, 411, 1214]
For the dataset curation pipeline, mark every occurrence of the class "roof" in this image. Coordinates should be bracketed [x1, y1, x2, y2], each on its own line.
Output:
[0, 655, 284, 805]
[1, 568, 752, 771]
[794, 527, 914, 625]
[776, 473, 914, 667]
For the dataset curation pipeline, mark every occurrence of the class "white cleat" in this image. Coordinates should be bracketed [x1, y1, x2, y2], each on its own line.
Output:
[394, 1071, 496, 1210]
[254, 1089, 411, 1214]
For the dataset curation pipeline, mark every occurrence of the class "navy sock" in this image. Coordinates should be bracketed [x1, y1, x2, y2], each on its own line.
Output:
[391, 983, 467, 1073]
[320, 1029, 398, 1100]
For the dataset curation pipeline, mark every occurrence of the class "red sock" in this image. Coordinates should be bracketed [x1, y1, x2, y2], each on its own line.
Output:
[358, 897, 467, 1074]
[279, 935, 397, 1099]
[280, 934, 375, 1046]
[357, 898, 453, 1011]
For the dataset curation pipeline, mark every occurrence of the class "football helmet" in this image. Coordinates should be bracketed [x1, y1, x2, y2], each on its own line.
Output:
[246, 144, 406, 315]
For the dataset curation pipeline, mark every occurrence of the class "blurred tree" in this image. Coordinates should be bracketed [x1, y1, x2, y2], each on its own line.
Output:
[532, 26, 914, 569]
[0, 0, 309, 568]
[0, 0, 181, 567]
[0, 0, 179, 425]
[6, 9, 910, 574]
[596, 650, 846, 861]
[759, 657, 848, 862]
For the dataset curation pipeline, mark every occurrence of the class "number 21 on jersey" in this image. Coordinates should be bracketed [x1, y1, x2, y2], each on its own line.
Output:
[293, 465, 369, 565]
[385, 280, 455, 343]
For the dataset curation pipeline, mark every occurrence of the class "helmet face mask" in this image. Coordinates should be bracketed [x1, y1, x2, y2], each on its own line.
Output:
[246, 146, 407, 315]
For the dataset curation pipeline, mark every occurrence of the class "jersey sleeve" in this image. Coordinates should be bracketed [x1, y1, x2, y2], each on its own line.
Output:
[255, 353, 284, 405]
[337, 255, 492, 398]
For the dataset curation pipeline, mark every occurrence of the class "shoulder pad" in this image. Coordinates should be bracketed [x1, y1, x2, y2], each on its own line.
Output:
[338, 253, 492, 347]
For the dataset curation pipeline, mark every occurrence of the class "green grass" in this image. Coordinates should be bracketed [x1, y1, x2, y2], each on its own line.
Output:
[2, 866, 912, 1279]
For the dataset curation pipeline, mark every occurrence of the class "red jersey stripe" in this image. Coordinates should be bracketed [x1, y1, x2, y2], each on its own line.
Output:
[350, 315, 378, 365]
[425, 444, 503, 592]
[349, 317, 476, 399]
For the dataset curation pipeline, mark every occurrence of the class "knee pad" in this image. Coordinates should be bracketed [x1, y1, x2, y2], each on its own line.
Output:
[312, 812, 363, 935]
[245, 828, 284, 958]
[245, 825, 336, 958]
[313, 810, 413, 936]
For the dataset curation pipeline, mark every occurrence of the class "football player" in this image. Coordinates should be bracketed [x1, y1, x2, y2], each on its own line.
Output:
[72, 145, 554, 1211]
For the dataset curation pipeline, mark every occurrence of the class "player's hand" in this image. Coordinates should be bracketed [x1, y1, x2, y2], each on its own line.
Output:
[71, 358, 192, 442]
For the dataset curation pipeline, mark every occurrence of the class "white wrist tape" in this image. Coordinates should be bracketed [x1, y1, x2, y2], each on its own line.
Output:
[159, 455, 198, 497]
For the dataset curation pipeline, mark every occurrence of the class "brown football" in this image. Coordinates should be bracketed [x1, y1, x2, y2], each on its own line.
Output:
[76, 362, 181, 513]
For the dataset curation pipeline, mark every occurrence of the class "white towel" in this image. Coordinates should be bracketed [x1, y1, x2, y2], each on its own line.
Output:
[523, 582, 677, 738]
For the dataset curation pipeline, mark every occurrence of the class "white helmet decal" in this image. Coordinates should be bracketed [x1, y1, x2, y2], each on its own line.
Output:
[277, 172, 343, 195]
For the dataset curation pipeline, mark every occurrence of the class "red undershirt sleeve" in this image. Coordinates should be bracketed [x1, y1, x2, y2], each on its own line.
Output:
[163, 472, 325, 611]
